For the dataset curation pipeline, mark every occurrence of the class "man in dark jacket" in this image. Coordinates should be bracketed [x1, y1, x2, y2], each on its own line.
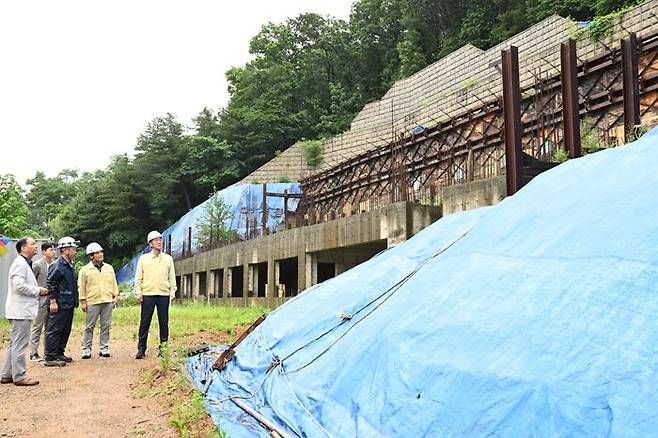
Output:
[44, 236, 79, 367]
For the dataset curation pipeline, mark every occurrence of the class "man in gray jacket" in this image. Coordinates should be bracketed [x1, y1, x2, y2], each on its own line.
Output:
[1, 237, 49, 386]
[29, 241, 56, 361]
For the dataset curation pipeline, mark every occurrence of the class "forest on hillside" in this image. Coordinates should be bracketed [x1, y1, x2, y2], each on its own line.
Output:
[0, 0, 642, 267]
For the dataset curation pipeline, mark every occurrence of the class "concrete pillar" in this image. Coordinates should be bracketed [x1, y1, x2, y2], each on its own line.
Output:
[242, 263, 249, 298]
[267, 258, 275, 298]
[193, 273, 200, 299]
[274, 260, 282, 297]
[206, 269, 213, 303]
[221, 267, 231, 298]
[297, 252, 306, 294]
[252, 264, 260, 296]
[305, 253, 317, 289]
[225, 268, 232, 298]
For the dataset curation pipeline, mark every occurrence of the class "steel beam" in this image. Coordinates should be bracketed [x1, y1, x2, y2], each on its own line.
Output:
[502, 46, 523, 195]
[622, 32, 640, 141]
[561, 39, 582, 158]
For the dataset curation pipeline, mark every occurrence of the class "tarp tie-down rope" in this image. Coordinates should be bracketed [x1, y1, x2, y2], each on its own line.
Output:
[204, 227, 474, 436]
[281, 228, 474, 373]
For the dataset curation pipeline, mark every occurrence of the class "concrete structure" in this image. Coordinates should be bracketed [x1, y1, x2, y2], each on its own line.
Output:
[173, 1, 658, 307]
[174, 202, 441, 307]
[442, 176, 507, 216]
[174, 178, 514, 307]
[242, 2, 658, 184]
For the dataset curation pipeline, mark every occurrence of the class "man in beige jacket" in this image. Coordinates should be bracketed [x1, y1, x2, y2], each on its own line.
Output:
[78, 242, 118, 359]
[134, 231, 176, 359]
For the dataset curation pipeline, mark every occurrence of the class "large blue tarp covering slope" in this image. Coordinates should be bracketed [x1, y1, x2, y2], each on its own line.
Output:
[188, 130, 658, 437]
[116, 182, 299, 285]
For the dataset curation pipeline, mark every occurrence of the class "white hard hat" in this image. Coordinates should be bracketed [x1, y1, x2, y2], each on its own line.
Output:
[57, 236, 79, 249]
[86, 242, 103, 255]
[147, 230, 163, 243]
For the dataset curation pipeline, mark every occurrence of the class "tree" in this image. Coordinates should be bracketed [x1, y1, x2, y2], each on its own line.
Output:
[218, 13, 357, 176]
[25, 169, 78, 237]
[133, 113, 196, 227]
[182, 136, 239, 194]
[0, 174, 30, 238]
[195, 193, 235, 248]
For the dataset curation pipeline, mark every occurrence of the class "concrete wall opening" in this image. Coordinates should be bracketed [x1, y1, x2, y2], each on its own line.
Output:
[175, 276, 181, 299]
[211, 269, 223, 298]
[277, 257, 298, 297]
[229, 266, 244, 297]
[249, 262, 268, 297]
[317, 262, 336, 283]
[197, 271, 207, 297]
[314, 239, 388, 281]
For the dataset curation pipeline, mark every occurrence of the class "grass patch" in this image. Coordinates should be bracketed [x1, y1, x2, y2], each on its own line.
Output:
[1, 303, 266, 437]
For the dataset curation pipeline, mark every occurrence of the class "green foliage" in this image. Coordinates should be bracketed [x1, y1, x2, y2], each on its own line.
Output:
[552, 148, 570, 163]
[574, 2, 640, 41]
[25, 169, 78, 237]
[276, 175, 292, 183]
[580, 120, 607, 154]
[461, 78, 477, 89]
[626, 124, 648, 143]
[0, 174, 30, 238]
[195, 193, 235, 248]
[299, 139, 323, 168]
[16, 0, 647, 271]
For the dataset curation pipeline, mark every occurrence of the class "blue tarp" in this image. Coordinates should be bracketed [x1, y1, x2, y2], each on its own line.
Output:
[116, 182, 300, 286]
[187, 130, 658, 436]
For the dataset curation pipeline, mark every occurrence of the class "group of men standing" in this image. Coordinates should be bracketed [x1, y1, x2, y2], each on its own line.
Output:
[2, 230, 176, 386]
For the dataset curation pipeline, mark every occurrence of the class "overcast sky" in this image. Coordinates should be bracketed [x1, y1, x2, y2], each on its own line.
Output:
[0, 0, 353, 186]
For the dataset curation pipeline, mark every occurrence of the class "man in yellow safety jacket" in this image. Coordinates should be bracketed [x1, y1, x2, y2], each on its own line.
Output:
[78, 242, 118, 359]
[134, 231, 176, 359]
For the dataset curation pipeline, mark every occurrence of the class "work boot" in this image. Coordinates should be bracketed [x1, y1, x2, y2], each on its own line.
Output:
[99, 352, 111, 358]
[0, 377, 13, 384]
[81, 353, 91, 359]
[14, 378, 39, 386]
[135, 351, 145, 359]
[44, 359, 67, 367]
[57, 355, 73, 363]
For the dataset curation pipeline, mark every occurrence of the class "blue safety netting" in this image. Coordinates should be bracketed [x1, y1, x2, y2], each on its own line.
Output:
[116, 182, 300, 286]
[187, 129, 658, 437]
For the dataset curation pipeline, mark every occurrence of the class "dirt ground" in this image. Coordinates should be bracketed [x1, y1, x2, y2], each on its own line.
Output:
[0, 337, 176, 438]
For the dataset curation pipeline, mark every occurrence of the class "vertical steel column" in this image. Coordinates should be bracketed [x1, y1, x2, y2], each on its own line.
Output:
[502, 46, 523, 195]
[167, 234, 172, 255]
[283, 189, 289, 225]
[561, 39, 582, 158]
[622, 32, 640, 141]
[261, 183, 268, 235]
[187, 226, 192, 255]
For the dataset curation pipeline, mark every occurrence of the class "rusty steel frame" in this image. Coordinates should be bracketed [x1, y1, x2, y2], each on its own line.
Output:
[291, 31, 658, 227]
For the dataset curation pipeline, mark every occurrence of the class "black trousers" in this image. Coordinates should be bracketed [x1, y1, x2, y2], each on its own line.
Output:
[137, 295, 170, 353]
[45, 307, 74, 360]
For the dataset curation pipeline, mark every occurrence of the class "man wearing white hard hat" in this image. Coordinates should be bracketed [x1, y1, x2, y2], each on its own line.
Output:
[134, 231, 177, 359]
[78, 242, 118, 359]
[44, 236, 79, 367]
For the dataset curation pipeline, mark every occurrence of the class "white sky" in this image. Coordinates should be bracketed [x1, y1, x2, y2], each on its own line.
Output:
[0, 0, 353, 186]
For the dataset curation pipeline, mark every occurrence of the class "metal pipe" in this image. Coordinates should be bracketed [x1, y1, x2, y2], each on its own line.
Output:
[230, 397, 297, 438]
